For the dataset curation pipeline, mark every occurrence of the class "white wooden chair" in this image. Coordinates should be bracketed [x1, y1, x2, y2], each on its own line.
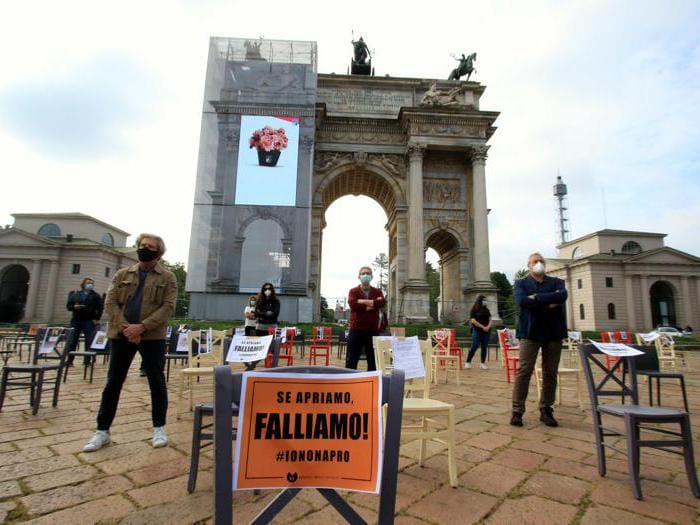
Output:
[427, 330, 460, 385]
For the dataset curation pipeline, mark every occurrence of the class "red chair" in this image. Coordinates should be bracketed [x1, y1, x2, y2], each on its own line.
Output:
[446, 328, 464, 369]
[600, 331, 621, 368]
[309, 326, 332, 366]
[265, 328, 295, 367]
[497, 329, 520, 383]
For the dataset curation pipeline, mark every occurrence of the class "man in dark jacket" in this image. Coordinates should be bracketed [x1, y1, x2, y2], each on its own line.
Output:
[346, 266, 385, 371]
[511, 252, 568, 427]
[66, 277, 104, 366]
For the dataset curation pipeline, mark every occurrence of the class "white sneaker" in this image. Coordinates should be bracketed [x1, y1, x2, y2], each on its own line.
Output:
[465, 362, 472, 369]
[83, 430, 110, 452]
[153, 426, 168, 448]
[480, 363, 488, 370]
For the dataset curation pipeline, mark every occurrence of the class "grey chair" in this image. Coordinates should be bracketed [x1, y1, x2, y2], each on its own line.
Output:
[578, 343, 699, 500]
[212, 364, 405, 524]
[187, 337, 282, 494]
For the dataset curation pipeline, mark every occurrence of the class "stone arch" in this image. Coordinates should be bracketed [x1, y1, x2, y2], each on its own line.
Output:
[235, 210, 292, 240]
[650, 280, 677, 327]
[0, 264, 29, 323]
[425, 228, 467, 323]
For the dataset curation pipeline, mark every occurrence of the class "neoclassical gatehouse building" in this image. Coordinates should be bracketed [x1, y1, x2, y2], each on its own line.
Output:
[547, 229, 700, 332]
[0, 213, 137, 324]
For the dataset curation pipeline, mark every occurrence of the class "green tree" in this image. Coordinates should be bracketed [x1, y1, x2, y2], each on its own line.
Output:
[426, 261, 440, 322]
[514, 268, 529, 280]
[161, 260, 189, 317]
[490, 271, 515, 325]
[372, 253, 389, 295]
[320, 295, 334, 322]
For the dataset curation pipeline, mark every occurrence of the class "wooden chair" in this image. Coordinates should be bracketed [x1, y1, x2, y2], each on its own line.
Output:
[445, 328, 464, 369]
[534, 338, 584, 410]
[427, 330, 460, 384]
[266, 328, 295, 367]
[655, 333, 684, 370]
[375, 337, 458, 487]
[578, 343, 699, 500]
[308, 326, 332, 366]
[497, 329, 520, 383]
[176, 329, 226, 418]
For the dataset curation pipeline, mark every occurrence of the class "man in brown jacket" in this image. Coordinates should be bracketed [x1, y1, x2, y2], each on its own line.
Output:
[83, 233, 177, 452]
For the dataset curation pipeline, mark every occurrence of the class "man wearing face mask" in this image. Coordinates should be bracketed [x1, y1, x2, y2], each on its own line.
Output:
[65, 277, 104, 367]
[346, 266, 385, 371]
[511, 252, 568, 428]
[83, 233, 177, 452]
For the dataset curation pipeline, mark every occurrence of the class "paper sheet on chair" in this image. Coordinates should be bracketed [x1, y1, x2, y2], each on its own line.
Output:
[226, 334, 273, 362]
[390, 336, 425, 379]
[587, 339, 643, 357]
[638, 332, 660, 343]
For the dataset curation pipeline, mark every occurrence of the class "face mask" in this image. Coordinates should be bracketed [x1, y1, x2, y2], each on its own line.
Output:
[360, 274, 372, 284]
[250, 301, 256, 306]
[84, 284, 94, 291]
[532, 261, 546, 275]
[264, 289, 272, 297]
[137, 247, 159, 262]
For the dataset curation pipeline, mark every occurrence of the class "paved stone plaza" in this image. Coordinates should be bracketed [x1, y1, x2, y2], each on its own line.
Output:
[1, 351, 698, 524]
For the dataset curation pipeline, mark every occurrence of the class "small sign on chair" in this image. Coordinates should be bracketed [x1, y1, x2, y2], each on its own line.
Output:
[391, 336, 425, 379]
[226, 334, 273, 363]
[90, 331, 108, 350]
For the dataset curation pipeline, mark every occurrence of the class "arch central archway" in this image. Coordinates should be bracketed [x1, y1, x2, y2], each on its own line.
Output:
[426, 228, 467, 323]
[650, 280, 676, 327]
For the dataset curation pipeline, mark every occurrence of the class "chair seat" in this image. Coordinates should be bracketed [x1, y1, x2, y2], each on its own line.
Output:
[69, 351, 96, 356]
[181, 367, 215, 375]
[598, 403, 685, 417]
[5, 364, 61, 372]
[639, 371, 683, 379]
[403, 398, 453, 411]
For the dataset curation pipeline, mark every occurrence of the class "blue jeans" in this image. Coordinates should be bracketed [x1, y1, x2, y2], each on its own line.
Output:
[467, 328, 490, 364]
[66, 318, 96, 365]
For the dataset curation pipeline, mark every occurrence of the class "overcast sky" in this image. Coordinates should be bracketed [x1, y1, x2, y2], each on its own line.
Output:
[1, 1, 698, 302]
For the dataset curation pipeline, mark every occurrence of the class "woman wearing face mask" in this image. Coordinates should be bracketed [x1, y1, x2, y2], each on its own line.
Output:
[466, 295, 491, 369]
[346, 266, 385, 371]
[255, 283, 280, 336]
[243, 295, 258, 336]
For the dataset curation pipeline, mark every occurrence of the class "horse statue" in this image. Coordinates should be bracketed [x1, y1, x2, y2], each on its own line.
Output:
[448, 52, 477, 81]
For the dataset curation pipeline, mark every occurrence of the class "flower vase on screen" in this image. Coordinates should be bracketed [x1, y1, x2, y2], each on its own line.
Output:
[250, 126, 288, 167]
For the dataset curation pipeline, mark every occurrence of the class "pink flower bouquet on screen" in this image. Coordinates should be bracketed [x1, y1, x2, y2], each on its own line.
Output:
[249, 126, 289, 167]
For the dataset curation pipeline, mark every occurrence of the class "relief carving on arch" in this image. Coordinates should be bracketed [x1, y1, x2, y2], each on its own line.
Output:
[314, 151, 406, 179]
[423, 180, 461, 205]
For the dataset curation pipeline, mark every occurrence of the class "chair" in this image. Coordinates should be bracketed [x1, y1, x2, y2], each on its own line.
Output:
[308, 326, 332, 366]
[187, 338, 281, 493]
[497, 329, 520, 384]
[336, 329, 348, 359]
[375, 337, 458, 488]
[655, 333, 681, 370]
[578, 343, 700, 500]
[0, 327, 73, 415]
[176, 329, 227, 418]
[389, 327, 406, 337]
[265, 328, 294, 367]
[211, 364, 405, 524]
[165, 329, 189, 381]
[534, 338, 584, 410]
[446, 328, 464, 369]
[622, 344, 689, 413]
[427, 330, 460, 384]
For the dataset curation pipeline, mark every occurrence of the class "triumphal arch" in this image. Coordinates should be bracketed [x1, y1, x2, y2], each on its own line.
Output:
[186, 37, 499, 323]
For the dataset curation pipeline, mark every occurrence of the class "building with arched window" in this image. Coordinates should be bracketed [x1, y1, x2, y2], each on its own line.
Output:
[0, 213, 137, 323]
[547, 229, 700, 331]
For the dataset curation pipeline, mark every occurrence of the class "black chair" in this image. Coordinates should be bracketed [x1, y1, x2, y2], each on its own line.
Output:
[0, 327, 73, 415]
[622, 344, 689, 413]
[211, 364, 405, 525]
[165, 329, 189, 382]
[187, 337, 282, 493]
[64, 333, 97, 384]
[578, 343, 700, 500]
[337, 330, 348, 359]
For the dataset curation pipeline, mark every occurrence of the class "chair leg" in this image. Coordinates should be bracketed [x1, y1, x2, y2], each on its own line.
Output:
[89, 361, 95, 384]
[594, 411, 607, 476]
[679, 377, 689, 414]
[418, 417, 428, 466]
[447, 407, 458, 488]
[33, 371, 45, 416]
[655, 377, 661, 407]
[53, 369, 63, 407]
[188, 405, 203, 493]
[679, 415, 700, 498]
[176, 374, 187, 420]
[624, 415, 643, 500]
[0, 369, 8, 412]
[166, 358, 171, 382]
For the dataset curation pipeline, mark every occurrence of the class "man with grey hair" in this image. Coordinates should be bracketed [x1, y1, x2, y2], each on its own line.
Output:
[510, 252, 568, 427]
[83, 233, 177, 451]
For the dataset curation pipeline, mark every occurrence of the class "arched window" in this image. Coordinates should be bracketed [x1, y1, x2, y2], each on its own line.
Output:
[621, 241, 642, 255]
[37, 223, 61, 237]
[239, 219, 286, 292]
[101, 233, 114, 246]
[579, 304, 585, 320]
[607, 303, 616, 320]
[572, 246, 583, 259]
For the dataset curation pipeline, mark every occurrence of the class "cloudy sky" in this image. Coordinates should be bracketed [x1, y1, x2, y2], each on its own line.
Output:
[1, 1, 698, 303]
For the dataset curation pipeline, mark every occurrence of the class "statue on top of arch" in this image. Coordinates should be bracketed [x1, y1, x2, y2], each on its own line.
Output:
[448, 52, 477, 81]
[420, 82, 467, 107]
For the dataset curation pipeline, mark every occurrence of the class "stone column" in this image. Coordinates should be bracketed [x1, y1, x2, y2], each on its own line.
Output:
[23, 259, 42, 322]
[471, 146, 491, 283]
[624, 275, 637, 330]
[680, 276, 692, 327]
[43, 260, 59, 323]
[639, 275, 652, 330]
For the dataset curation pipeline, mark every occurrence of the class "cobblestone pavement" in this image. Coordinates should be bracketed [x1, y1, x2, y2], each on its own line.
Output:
[0, 349, 699, 524]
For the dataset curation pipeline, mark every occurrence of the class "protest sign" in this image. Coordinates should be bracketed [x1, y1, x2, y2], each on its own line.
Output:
[226, 334, 273, 363]
[175, 331, 190, 353]
[390, 336, 425, 379]
[90, 331, 108, 350]
[588, 339, 644, 357]
[233, 371, 382, 493]
[567, 331, 582, 342]
[39, 329, 60, 354]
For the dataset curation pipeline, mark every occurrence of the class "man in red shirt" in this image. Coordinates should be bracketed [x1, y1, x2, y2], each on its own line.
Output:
[346, 266, 386, 371]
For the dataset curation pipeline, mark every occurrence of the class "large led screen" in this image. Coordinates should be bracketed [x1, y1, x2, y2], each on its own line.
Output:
[234, 115, 300, 206]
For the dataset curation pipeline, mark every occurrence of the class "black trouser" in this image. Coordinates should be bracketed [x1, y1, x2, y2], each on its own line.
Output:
[96, 338, 167, 430]
[66, 319, 95, 365]
[345, 330, 377, 371]
[244, 326, 257, 336]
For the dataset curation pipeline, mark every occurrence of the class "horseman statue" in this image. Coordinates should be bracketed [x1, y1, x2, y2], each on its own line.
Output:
[448, 52, 477, 81]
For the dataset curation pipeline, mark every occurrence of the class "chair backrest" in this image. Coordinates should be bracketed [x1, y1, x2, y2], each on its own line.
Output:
[623, 344, 660, 373]
[187, 329, 227, 367]
[28, 324, 47, 337]
[447, 328, 460, 349]
[389, 327, 405, 337]
[34, 327, 72, 364]
[497, 328, 518, 353]
[578, 343, 640, 409]
[376, 337, 432, 399]
[617, 330, 632, 344]
[373, 336, 393, 372]
[427, 330, 451, 355]
[312, 326, 332, 344]
[212, 364, 405, 525]
[654, 333, 676, 359]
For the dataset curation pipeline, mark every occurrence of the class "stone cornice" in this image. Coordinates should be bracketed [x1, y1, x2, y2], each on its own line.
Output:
[210, 102, 316, 118]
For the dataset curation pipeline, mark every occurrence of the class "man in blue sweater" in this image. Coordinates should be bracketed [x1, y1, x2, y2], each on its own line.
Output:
[511, 252, 568, 427]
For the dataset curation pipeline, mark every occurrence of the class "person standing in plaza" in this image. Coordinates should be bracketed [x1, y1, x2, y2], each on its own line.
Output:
[465, 295, 491, 369]
[346, 266, 385, 371]
[510, 252, 568, 428]
[83, 233, 177, 452]
[255, 283, 280, 336]
[243, 295, 258, 336]
[65, 277, 103, 367]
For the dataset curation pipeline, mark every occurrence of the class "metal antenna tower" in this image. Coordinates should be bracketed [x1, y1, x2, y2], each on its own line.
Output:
[553, 174, 570, 245]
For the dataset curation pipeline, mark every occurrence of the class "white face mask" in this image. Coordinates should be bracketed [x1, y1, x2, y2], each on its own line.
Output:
[264, 289, 272, 297]
[531, 261, 546, 275]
